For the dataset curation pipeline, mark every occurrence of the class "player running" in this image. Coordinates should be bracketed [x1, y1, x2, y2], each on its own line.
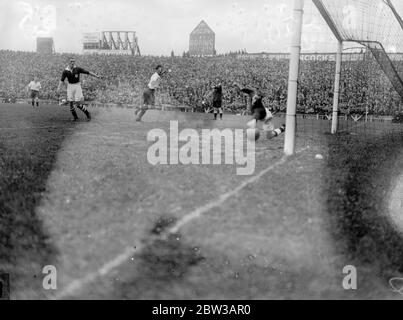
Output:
[135, 65, 170, 122]
[235, 84, 285, 140]
[27, 76, 41, 107]
[57, 57, 101, 121]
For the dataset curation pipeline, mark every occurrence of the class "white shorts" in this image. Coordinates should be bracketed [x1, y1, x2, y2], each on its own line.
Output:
[67, 83, 84, 102]
[247, 108, 275, 131]
[263, 108, 274, 131]
[262, 122, 275, 132]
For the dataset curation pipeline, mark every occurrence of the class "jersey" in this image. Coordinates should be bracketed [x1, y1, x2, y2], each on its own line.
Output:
[61, 66, 90, 84]
[28, 81, 41, 91]
[148, 72, 161, 90]
[212, 85, 223, 102]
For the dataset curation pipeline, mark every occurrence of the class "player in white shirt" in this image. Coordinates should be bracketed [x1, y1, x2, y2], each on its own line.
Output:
[27, 76, 42, 107]
[135, 65, 169, 122]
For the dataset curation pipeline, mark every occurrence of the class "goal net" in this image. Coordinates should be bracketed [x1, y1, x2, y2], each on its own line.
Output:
[313, 0, 403, 98]
[284, 0, 403, 154]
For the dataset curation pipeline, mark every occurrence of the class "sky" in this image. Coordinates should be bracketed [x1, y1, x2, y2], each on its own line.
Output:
[0, 0, 403, 55]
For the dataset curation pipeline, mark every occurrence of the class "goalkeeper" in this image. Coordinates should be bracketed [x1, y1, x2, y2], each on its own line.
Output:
[234, 83, 285, 139]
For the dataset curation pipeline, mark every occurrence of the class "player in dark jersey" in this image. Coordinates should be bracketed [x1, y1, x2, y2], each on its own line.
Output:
[212, 83, 223, 120]
[57, 58, 101, 121]
[204, 81, 224, 120]
[235, 84, 285, 140]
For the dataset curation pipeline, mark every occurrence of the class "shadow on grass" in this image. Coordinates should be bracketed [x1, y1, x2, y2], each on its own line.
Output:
[0, 110, 75, 298]
[324, 132, 403, 278]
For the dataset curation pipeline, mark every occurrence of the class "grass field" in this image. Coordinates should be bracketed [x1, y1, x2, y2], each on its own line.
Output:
[1, 102, 403, 300]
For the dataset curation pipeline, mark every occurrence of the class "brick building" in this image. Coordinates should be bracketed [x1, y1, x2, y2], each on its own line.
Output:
[189, 20, 215, 56]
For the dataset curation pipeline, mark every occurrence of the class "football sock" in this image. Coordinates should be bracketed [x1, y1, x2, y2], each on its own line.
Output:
[84, 110, 91, 120]
[273, 126, 286, 137]
[136, 109, 146, 121]
[77, 104, 87, 112]
[71, 110, 78, 120]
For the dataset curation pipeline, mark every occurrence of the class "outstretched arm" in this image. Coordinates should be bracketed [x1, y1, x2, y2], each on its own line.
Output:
[78, 67, 101, 79]
[160, 69, 171, 76]
[233, 83, 255, 96]
[240, 88, 255, 96]
[88, 71, 102, 79]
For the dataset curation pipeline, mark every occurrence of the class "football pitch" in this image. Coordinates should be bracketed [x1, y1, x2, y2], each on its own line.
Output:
[1, 103, 403, 300]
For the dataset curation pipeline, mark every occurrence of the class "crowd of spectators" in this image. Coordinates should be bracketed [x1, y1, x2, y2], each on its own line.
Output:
[0, 49, 401, 115]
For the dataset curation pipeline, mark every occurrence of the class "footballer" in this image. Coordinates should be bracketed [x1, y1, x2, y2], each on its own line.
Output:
[235, 84, 285, 140]
[57, 57, 101, 121]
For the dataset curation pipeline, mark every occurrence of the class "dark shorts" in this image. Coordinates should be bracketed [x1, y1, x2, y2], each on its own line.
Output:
[252, 107, 267, 121]
[213, 100, 222, 109]
[143, 88, 155, 106]
[30, 90, 39, 99]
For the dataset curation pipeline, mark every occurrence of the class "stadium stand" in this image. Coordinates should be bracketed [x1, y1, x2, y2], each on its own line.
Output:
[0, 50, 401, 116]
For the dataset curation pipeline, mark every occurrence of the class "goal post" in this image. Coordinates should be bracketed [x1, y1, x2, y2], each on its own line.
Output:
[332, 41, 343, 134]
[284, 0, 403, 155]
[284, 0, 305, 156]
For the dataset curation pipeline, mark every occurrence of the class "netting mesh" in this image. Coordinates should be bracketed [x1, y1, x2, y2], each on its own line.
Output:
[313, 0, 403, 98]
[284, 1, 403, 152]
[314, 0, 403, 47]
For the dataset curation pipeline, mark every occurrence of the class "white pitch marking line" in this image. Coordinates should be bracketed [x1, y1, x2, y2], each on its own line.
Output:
[52, 247, 137, 300]
[53, 146, 309, 300]
[166, 151, 303, 235]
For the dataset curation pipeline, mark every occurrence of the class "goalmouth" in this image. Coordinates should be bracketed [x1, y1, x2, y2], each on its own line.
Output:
[284, 0, 403, 155]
